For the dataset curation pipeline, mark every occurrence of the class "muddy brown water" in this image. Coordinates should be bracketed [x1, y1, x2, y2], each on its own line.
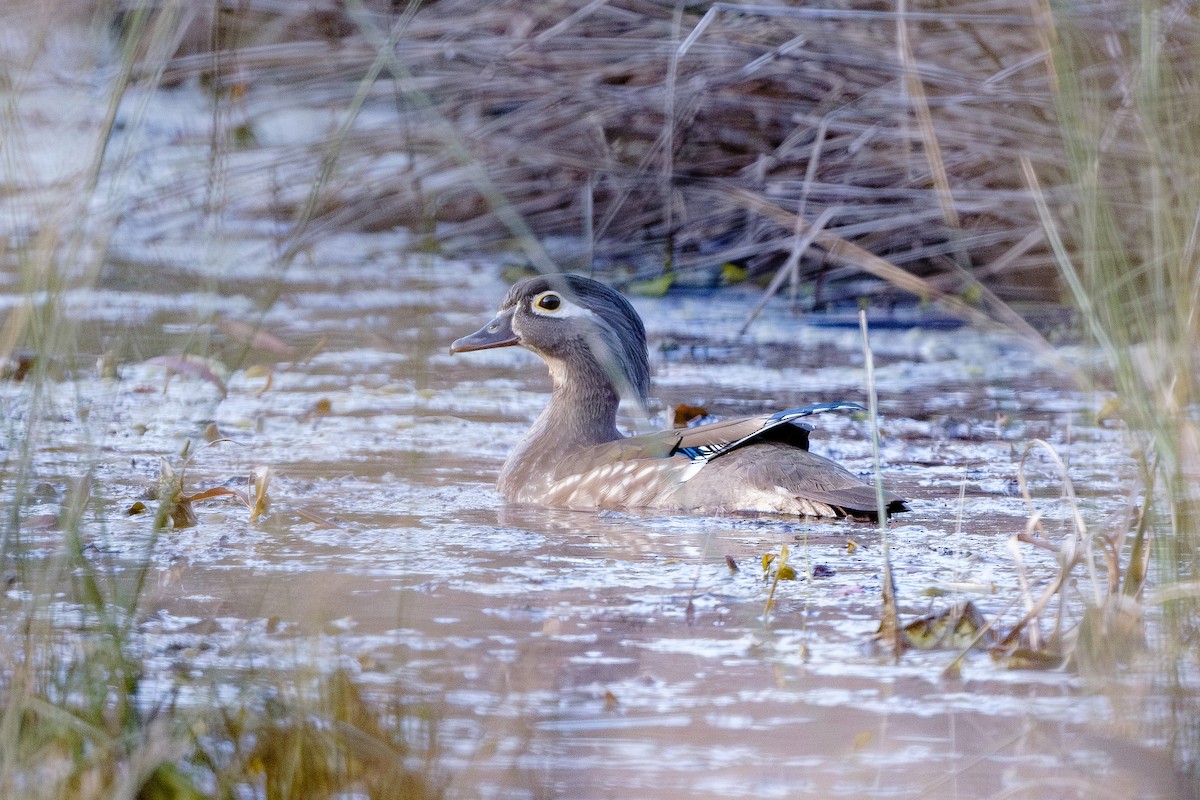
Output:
[1, 234, 1189, 799]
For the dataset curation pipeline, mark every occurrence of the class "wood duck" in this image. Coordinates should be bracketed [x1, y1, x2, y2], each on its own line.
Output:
[450, 273, 908, 518]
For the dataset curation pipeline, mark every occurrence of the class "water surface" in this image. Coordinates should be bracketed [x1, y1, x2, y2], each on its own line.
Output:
[0, 32, 1189, 798]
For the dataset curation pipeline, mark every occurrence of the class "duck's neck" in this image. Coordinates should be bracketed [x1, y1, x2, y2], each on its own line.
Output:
[498, 356, 624, 500]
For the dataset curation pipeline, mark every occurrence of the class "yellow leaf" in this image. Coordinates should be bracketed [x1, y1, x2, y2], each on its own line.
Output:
[626, 273, 675, 297]
[721, 263, 748, 284]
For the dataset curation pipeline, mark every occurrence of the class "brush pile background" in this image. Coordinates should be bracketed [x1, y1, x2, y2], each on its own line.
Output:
[122, 0, 1156, 303]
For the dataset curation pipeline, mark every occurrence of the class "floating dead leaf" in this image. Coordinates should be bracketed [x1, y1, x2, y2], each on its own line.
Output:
[903, 602, 994, 651]
[219, 319, 294, 358]
[181, 467, 273, 524]
[724, 555, 738, 572]
[303, 398, 333, 420]
[776, 565, 797, 581]
[846, 539, 859, 553]
[127, 501, 146, 515]
[1, 350, 35, 381]
[183, 486, 243, 504]
[603, 690, 619, 711]
[146, 355, 228, 399]
[993, 646, 1067, 671]
[673, 403, 709, 428]
[202, 422, 223, 443]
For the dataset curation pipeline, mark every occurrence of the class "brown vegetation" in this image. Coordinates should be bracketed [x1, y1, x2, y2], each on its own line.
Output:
[116, 0, 1099, 303]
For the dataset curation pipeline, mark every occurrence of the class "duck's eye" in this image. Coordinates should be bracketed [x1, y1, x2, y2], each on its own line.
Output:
[535, 293, 562, 311]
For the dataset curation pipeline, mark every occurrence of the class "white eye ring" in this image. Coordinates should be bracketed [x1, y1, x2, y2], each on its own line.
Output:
[528, 289, 597, 319]
[533, 291, 562, 312]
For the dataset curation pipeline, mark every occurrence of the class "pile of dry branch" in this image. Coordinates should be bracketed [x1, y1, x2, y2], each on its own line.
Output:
[122, 0, 1161, 306]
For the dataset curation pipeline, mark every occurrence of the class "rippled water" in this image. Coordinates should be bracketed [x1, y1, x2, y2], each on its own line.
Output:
[2, 232, 1186, 798]
[1, 24, 1191, 798]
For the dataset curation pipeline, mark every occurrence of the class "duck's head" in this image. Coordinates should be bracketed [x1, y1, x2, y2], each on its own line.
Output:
[451, 273, 651, 405]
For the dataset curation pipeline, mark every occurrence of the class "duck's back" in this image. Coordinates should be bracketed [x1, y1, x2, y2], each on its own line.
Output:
[670, 441, 899, 516]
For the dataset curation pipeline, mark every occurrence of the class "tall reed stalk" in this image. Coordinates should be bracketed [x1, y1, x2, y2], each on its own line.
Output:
[1030, 0, 1200, 774]
[1035, 2, 1199, 602]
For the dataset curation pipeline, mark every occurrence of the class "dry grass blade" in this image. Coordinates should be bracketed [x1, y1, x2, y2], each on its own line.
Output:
[860, 311, 901, 659]
[896, 0, 958, 229]
[738, 206, 838, 335]
[992, 440, 1090, 655]
[1016, 439, 1099, 604]
[994, 438, 1152, 667]
[176, 467, 273, 524]
[249, 465, 273, 521]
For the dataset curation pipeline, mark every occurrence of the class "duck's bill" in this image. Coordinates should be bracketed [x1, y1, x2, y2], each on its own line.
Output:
[450, 307, 519, 353]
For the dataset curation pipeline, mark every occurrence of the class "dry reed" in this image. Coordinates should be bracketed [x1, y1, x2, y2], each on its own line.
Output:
[111, 0, 1119, 309]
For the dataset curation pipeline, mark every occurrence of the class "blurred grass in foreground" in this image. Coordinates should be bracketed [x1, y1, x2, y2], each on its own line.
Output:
[0, 3, 445, 799]
[1029, 0, 1200, 777]
[1, 0, 1200, 795]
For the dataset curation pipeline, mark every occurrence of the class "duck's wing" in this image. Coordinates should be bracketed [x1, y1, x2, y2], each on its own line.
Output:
[557, 401, 863, 481]
[670, 401, 864, 462]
